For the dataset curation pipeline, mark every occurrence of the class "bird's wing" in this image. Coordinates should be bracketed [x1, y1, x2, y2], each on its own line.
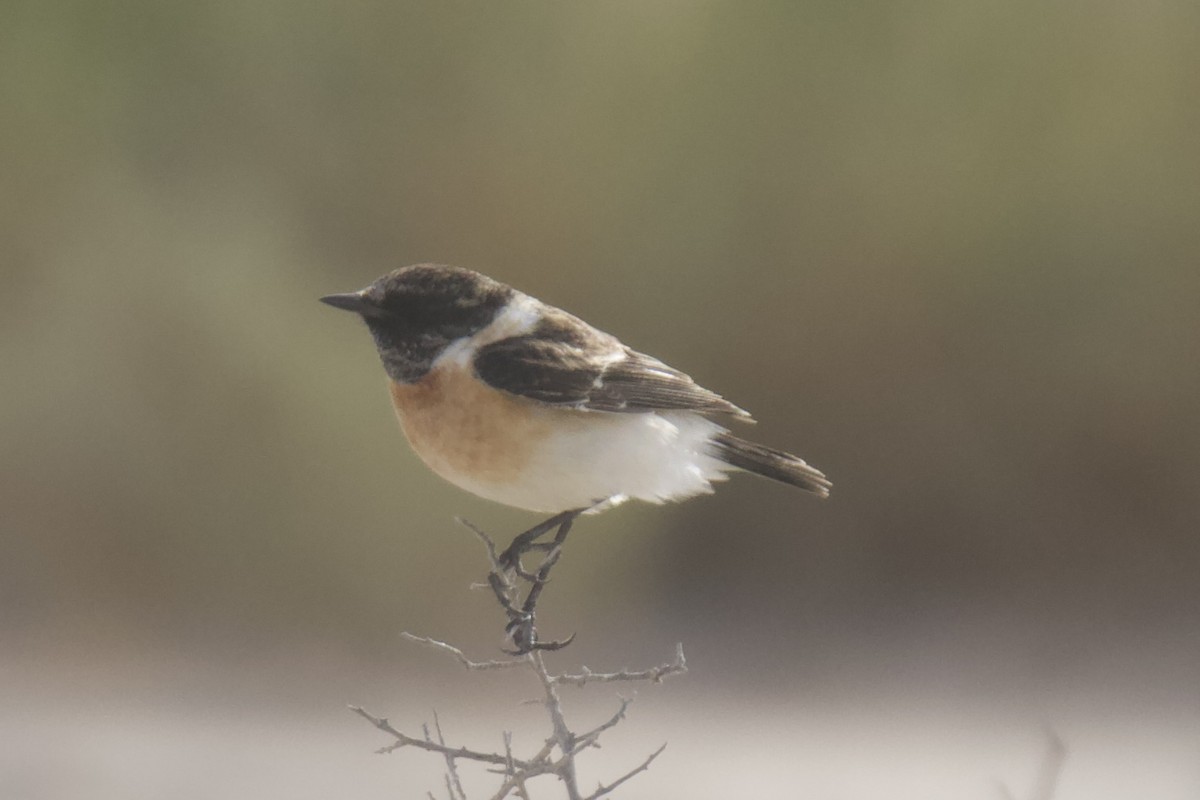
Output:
[473, 308, 751, 418]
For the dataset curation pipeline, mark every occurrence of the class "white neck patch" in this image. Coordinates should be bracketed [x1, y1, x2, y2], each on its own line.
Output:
[435, 293, 542, 369]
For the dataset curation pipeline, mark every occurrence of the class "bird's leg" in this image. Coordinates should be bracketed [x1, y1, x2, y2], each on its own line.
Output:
[497, 509, 585, 573]
[519, 513, 576, 619]
[497, 509, 584, 655]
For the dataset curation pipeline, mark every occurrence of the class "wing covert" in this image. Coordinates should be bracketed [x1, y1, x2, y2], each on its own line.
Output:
[473, 309, 750, 418]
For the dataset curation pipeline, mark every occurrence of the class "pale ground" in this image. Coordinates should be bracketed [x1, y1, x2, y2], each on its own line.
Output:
[2, 652, 1196, 800]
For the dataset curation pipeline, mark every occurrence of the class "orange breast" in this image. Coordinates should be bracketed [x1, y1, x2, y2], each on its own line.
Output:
[387, 363, 548, 487]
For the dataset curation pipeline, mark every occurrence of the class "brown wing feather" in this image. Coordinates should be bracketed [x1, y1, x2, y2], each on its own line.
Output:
[474, 309, 750, 418]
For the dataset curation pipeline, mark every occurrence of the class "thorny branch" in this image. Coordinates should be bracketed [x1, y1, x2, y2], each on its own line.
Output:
[349, 705, 527, 768]
[553, 643, 687, 687]
[352, 517, 1070, 798]
[429, 711, 467, 800]
[582, 744, 667, 800]
[351, 514, 685, 798]
[401, 633, 525, 672]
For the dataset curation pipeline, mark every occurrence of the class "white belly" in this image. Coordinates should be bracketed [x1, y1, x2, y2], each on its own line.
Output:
[448, 410, 731, 513]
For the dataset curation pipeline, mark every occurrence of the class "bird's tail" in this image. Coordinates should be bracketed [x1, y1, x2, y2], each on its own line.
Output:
[710, 433, 831, 498]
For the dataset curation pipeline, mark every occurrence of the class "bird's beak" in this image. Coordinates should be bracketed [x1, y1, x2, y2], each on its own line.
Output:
[320, 291, 374, 315]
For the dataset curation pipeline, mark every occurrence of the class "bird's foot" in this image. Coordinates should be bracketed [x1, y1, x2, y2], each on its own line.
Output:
[486, 508, 586, 654]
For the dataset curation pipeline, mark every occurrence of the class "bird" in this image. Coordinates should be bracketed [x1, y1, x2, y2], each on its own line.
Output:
[321, 264, 830, 527]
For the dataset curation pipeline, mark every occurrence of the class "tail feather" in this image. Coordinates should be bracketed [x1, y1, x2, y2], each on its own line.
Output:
[711, 433, 831, 498]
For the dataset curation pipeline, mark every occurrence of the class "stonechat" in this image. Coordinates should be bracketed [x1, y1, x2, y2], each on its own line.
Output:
[321, 264, 830, 519]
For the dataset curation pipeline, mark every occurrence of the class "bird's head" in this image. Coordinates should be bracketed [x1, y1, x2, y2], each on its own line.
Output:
[321, 264, 515, 383]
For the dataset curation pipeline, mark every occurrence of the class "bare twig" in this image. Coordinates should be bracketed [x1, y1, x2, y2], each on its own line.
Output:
[402, 633, 525, 671]
[573, 697, 633, 752]
[554, 643, 688, 687]
[583, 743, 667, 800]
[529, 650, 582, 799]
[433, 710, 467, 800]
[488, 738, 559, 799]
[354, 514, 682, 798]
[349, 705, 529, 769]
[495, 732, 533, 800]
[456, 516, 500, 563]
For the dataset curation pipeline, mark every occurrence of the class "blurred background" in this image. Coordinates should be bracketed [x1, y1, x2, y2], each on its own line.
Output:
[3, 2, 1198, 797]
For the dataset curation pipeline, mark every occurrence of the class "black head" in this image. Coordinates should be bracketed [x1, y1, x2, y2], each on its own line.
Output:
[321, 264, 515, 383]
